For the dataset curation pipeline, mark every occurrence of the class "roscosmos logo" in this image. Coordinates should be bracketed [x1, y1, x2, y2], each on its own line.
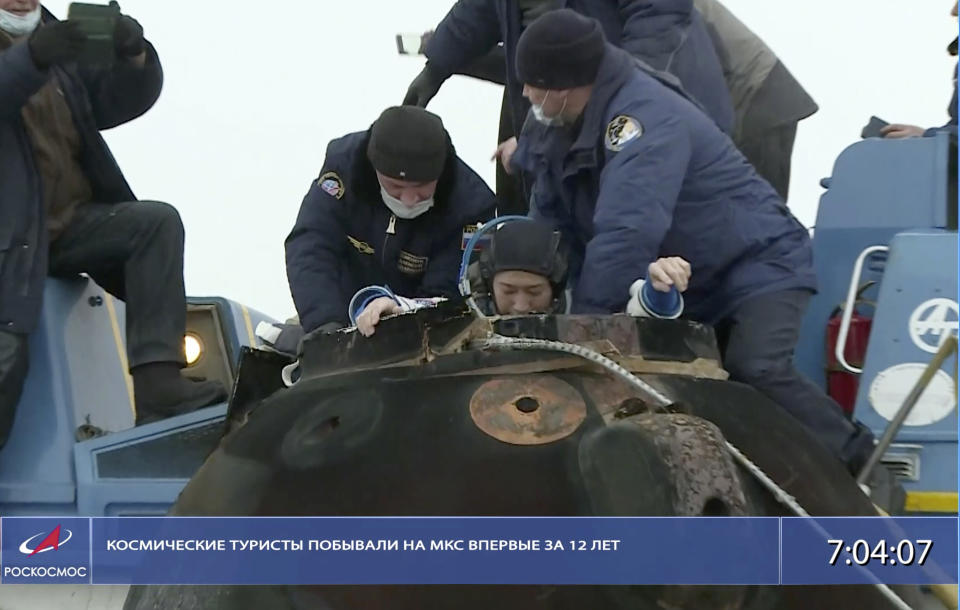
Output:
[19, 524, 73, 556]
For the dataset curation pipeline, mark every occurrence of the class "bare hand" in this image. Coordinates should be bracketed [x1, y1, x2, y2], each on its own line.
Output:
[648, 257, 691, 293]
[491, 137, 518, 175]
[880, 124, 925, 139]
[356, 297, 403, 337]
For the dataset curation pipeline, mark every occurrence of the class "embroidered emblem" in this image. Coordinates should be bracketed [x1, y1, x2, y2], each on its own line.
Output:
[397, 250, 428, 275]
[347, 235, 374, 255]
[461, 223, 492, 251]
[605, 115, 643, 152]
[317, 171, 345, 199]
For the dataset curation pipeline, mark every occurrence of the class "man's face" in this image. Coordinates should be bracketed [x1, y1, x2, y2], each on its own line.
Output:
[376, 171, 438, 206]
[493, 270, 554, 314]
[0, 0, 38, 14]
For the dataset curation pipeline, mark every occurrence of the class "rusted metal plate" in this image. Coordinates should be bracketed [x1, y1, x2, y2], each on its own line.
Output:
[618, 356, 728, 380]
[579, 374, 641, 422]
[579, 374, 691, 424]
[469, 375, 586, 445]
[493, 314, 723, 365]
[556, 315, 639, 355]
[299, 299, 489, 379]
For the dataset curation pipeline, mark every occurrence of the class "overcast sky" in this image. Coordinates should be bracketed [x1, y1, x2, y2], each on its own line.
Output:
[42, 0, 959, 320]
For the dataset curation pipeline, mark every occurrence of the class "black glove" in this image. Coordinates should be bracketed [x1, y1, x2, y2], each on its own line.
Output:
[27, 21, 85, 69]
[402, 63, 447, 107]
[418, 30, 434, 54]
[113, 15, 145, 58]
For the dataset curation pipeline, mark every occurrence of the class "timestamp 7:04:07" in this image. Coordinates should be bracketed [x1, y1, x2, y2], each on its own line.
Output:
[828, 539, 933, 566]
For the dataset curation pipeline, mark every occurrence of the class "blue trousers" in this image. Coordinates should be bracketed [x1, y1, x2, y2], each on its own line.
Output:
[715, 289, 876, 474]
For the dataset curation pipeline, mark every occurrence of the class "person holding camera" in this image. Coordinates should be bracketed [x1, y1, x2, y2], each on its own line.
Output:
[0, 1, 226, 437]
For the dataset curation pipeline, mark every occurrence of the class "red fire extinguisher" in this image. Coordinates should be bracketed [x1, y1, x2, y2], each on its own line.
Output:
[825, 283, 876, 417]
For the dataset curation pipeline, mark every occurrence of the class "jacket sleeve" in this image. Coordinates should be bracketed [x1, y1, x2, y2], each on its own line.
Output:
[616, 0, 690, 69]
[285, 172, 350, 334]
[925, 78, 958, 138]
[77, 41, 163, 130]
[572, 115, 691, 314]
[618, 2, 734, 134]
[424, 0, 502, 78]
[0, 41, 49, 119]
[456, 44, 507, 85]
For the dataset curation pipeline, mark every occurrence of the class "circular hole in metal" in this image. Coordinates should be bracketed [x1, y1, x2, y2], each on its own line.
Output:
[701, 497, 731, 517]
[514, 396, 540, 413]
[303, 416, 340, 446]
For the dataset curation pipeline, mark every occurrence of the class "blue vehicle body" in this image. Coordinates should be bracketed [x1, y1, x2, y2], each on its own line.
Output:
[0, 277, 275, 516]
[795, 132, 957, 514]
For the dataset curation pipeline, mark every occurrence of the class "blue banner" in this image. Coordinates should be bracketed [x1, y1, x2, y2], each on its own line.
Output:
[91, 517, 779, 585]
[1, 516, 955, 586]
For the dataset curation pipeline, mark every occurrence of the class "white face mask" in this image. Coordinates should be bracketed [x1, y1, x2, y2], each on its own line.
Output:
[379, 184, 434, 220]
[0, 6, 41, 37]
[531, 91, 568, 127]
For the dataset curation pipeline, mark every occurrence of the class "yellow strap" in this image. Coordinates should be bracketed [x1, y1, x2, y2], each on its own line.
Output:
[104, 295, 135, 416]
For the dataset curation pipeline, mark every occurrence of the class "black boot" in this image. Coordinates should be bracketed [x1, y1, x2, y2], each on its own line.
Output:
[132, 362, 227, 425]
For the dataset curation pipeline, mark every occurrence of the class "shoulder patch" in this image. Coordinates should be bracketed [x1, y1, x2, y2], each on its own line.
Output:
[605, 115, 643, 152]
[317, 171, 345, 199]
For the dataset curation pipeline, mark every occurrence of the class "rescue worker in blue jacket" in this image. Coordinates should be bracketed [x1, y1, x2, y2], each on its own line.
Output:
[285, 106, 496, 335]
[508, 10, 882, 482]
[407, 0, 732, 135]
[0, 2, 225, 437]
[404, 0, 733, 216]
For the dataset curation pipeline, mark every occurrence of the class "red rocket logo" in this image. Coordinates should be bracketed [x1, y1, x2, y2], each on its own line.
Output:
[19, 525, 73, 556]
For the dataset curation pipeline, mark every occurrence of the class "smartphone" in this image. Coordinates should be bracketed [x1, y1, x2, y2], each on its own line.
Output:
[67, 1, 120, 65]
[861, 116, 889, 139]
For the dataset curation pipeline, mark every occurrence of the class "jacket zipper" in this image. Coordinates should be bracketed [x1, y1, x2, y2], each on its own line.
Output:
[382, 214, 396, 267]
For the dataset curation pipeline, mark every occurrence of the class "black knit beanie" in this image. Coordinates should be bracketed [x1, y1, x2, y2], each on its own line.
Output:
[516, 9, 606, 90]
[367, 106, 448, 182]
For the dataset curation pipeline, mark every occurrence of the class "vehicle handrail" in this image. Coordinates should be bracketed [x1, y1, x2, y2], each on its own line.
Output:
[835, 246, 889, 374]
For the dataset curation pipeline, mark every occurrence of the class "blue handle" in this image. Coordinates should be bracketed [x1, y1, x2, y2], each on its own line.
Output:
[640, 282, 682, 318]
